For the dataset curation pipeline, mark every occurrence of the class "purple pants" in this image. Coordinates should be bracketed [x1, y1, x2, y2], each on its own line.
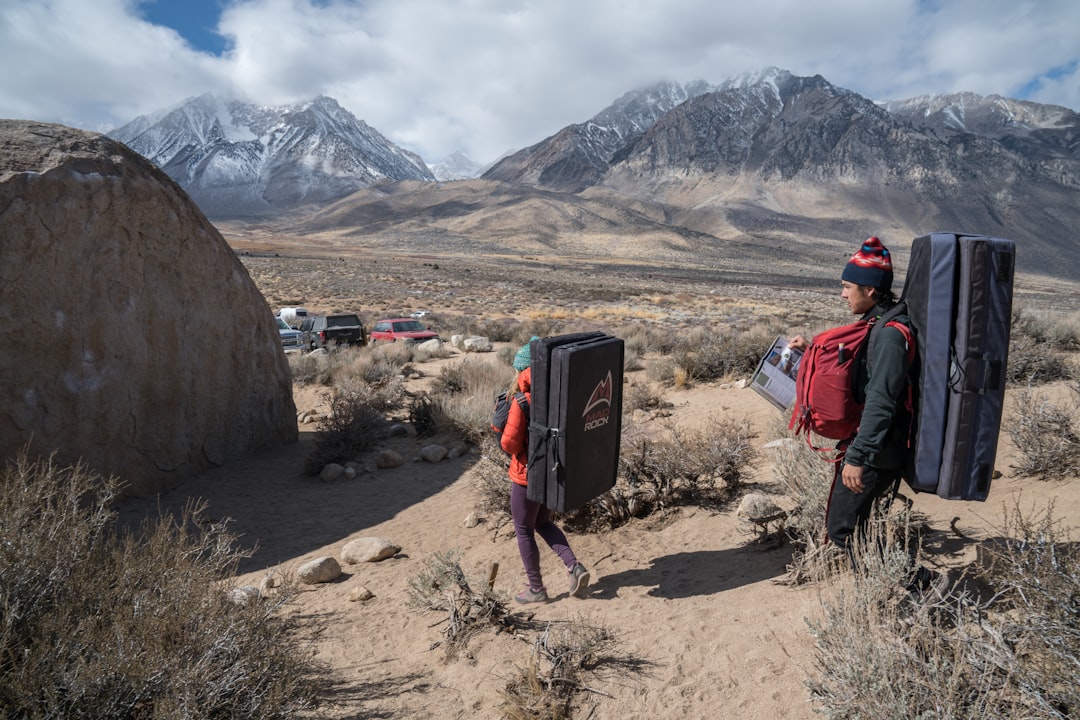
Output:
[510, 481, 577, 591]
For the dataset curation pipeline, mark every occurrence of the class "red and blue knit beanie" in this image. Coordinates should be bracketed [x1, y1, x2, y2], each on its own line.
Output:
[841, 236, 893, 291]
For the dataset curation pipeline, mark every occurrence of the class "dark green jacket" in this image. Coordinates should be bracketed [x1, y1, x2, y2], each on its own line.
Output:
[844, 304, 912, 470]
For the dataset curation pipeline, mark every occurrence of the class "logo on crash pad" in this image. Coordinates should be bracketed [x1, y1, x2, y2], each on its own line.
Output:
[582, 371, 613, 431]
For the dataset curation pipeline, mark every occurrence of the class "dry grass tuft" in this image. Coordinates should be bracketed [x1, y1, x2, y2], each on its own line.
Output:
[427, 358, 516, 442]
[0, 450, 329, 719]
[501, 617, 647, 720]
[1007, 383, 1080, 479]
[808, 501, 1080, 719]
[406, 550, 515, 661]
[563, 415, 757, 532]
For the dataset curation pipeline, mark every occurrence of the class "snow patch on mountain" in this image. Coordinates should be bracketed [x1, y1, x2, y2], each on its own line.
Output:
[109, 94, 434, 217]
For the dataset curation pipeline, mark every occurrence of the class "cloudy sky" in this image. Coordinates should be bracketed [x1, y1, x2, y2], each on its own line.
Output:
[2, 0, 1077, 165]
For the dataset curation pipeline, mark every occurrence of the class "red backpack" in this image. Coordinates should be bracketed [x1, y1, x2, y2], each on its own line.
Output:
[789, 313, 914, 455]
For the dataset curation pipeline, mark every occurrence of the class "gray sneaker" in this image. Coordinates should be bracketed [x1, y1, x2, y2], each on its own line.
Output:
[568, 563, 590, 598]
[515, 586, 549, 604]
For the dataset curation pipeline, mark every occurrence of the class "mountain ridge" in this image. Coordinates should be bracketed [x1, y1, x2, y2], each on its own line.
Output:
[109, 94, 434, 217]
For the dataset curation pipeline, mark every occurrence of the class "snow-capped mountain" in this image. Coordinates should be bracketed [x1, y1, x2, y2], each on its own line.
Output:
[109, 94, 434, 217]
[430, 151, 484, 180]
[483, 79, 716, 190]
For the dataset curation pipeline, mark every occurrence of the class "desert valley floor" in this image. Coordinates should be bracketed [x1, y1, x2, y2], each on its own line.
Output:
[116, 225, 1080, 719]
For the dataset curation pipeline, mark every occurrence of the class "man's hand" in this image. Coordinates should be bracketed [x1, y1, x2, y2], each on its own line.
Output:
[789, 335, 808, 351]
[841, 463, 865, 493]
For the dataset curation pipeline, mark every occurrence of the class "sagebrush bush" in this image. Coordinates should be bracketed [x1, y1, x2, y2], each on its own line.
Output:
[1012, 306, 1080, 352]
[661, 326, 781, 385]
[809, 502, 1080, 720]
[406, 549, 513, 660]
[502, 617, 642, 720]
[563, 415, 757, 531]
[765, 423, 833, 551]
[0, 451, 328, 719]
[1007, 384, 1080, 479]
[428, 358, 516, 442]
[305, 381, 388, 473]
[1007, 332, 1073, 385]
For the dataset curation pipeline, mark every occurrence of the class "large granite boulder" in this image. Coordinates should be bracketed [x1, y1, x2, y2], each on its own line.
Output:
[0, 120, 297, 495]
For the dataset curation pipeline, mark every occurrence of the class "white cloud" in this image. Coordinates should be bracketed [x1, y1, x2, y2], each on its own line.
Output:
[1, 0, 1077, 164]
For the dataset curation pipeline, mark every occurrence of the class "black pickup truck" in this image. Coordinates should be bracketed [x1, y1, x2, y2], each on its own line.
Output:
[299, 314, 367, 351]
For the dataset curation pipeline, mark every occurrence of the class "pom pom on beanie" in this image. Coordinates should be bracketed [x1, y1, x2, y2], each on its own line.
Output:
[841, 236, 893, 291]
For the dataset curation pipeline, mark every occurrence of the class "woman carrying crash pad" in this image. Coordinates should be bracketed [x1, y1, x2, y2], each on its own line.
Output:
[500, 336, 590, 604]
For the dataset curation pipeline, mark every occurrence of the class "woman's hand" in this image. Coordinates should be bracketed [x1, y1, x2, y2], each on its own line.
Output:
[789, 335, 809, 351]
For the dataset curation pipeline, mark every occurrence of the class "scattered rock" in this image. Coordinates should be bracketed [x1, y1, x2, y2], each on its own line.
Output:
[734, 378, 750, 389]
[297, 556, 342, 584]
[228, 585, 262, 606]
[451, 334, 465, 348]
[736, 493, 786, 524]
[420, 444, 448, 463]
[387, 423, 411, 438]
[348, 586, 375, 602]
[463, 336, 493, 352]
[447, 445, 470, 459]
[416, 338, 442, 353]
[320, 463, 345, 482]
[464, 511, 481, 528]
[341, 537, 401, 563]
[260, 574, 281, 592]
[376, 450, 405, 468]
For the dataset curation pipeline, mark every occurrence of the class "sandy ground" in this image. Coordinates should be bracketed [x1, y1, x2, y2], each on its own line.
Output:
[115, 342, 1078, 719]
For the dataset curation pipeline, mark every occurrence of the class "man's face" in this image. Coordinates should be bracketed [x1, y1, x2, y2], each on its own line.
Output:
[841, 281, 876, 314]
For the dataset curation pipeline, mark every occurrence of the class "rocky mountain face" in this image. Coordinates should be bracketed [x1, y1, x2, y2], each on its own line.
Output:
[483, 79, 716, 191]
[109, 94, 434, 217]
[482, 69, 1080, 279]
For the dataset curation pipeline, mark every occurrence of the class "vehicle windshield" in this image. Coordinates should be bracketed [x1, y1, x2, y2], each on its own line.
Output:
[327, 315, 360, 328]
[276, 317, 289, 330]
[393, 320, 424, 332]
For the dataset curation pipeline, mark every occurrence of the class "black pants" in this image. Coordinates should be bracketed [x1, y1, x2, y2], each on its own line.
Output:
[825, 464, 902, 552]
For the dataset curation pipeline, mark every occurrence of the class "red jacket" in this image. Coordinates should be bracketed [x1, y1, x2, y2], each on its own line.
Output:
[500, 368, 531, 486]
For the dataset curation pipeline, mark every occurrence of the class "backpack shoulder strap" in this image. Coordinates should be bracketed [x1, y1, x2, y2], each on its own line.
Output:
[867, 301, 915, 371]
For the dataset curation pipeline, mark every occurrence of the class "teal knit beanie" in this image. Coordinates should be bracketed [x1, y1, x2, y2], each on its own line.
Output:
[513, 336, 540, 371]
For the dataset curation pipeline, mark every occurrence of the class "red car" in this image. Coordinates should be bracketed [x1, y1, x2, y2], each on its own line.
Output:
[368, 318, 440, 344]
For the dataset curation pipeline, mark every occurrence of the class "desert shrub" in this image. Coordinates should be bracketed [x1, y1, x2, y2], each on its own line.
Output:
[473, 436, 512, 528]
[977, 503, 1080, 716]
[645, 356, 676, 385]
[1007, 332, 1073, 385]
[457, 315, 522, 343]
[305, 381, 388, 474]
[1007, 384, 1080, 479]
[287, 349, 332, 385]
[502, 618, 644, 720]
[766, 424, 834, 551]
[617, 322, 653, 356]
[1012, 306, 1080, 352]
[428, 358, 516, 441]
[0, 451, 328, 719]
[623, 380, 665, 413]
[406, 549, 513, 660]
[497, 343, 518, 366]
[623, 342, 644, 372]
[808, 503, 1080, 720]
[409, 394, 440, 437]
[563, 415, 757, 531]
[287, 342, 414, 389]
[665, 326, 779, 385]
